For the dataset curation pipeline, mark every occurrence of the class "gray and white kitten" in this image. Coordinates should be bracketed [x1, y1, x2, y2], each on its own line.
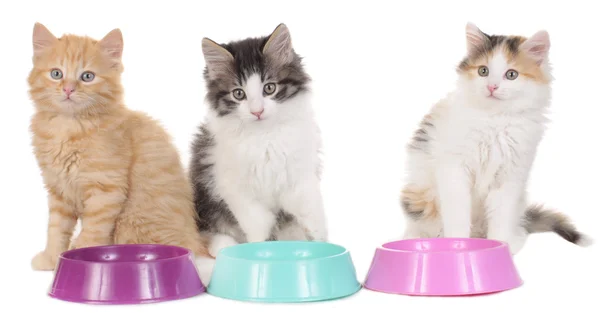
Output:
[190, 24, 327, 284]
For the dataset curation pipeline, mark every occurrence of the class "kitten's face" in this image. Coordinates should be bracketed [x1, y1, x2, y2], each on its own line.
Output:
[457, 23, 551, 105]
[28, 23, 124, 115]
[202, 24, 309, 122]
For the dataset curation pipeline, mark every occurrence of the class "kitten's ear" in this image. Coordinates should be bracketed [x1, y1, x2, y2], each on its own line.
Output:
[465, 22, 488, 56]
[98, 28, 124, 59]
[520, 30, 550, 65]
[32, 23, 57, 56]
[202, 38, 234, 79]
[263, 23, 294, 65]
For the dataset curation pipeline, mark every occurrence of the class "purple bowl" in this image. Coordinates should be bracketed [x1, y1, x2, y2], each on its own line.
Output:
[48, 244, 205, 304]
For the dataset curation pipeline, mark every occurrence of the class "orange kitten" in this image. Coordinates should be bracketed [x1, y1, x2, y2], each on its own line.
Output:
[28, 23, 209, 271]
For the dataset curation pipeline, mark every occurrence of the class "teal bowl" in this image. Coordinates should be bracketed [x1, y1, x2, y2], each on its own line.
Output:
[207, 241, 361, 302]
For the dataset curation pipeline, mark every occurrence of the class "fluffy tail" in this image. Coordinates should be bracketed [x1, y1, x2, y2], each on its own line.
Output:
[524, 204, 593, 247]
[194, 234, 239, 286]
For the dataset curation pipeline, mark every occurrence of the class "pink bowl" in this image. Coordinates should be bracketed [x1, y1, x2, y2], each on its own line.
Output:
[363, 238, 522, 296]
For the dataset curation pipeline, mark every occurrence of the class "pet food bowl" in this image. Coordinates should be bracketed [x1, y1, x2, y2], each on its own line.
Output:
[49, 244, 206, 304]
[364, 238, 523, 296]
[207, 241, 361, 302]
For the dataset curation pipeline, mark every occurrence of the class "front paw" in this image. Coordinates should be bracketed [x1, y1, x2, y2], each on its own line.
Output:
[32, 251, 58, 271]
[305, 225, 328, 242]
[70, 235, 111, 250]
[488, 232, 527, 255]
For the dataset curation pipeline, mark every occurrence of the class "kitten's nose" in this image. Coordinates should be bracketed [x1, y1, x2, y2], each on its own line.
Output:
[251, 109, 264, 119]
[63, 86, 75, 97]
[487, 84, 498, 93]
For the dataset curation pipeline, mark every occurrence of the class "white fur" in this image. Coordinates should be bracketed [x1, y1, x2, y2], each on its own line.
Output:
[195, 74, 328, 283]
[206, 74, 327, 243]
[578, 235, 594, 247]
[403, 36, 552, 255]
[195, 256, 216, 286]
[195, 233, 238, 285]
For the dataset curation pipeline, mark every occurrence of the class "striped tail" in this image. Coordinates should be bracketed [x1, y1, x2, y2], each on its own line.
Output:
[524, 204, 593, 247]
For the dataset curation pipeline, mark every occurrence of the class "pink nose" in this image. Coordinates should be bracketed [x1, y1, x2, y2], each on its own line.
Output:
[251, 109, 264, 118]
[63, 87, 75, 96]
[487, 85, 498, 93]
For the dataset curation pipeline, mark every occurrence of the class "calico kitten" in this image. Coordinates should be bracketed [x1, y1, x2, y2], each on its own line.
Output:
[190, 24, 327, 282]
[400, 23, 592, 254]
[28, 23, 209, 270]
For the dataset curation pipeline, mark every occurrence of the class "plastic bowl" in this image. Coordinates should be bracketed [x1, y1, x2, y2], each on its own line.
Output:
[207, 241, 361, 302]
[364, 238, 522, 296]
[49, 244, 206, 304]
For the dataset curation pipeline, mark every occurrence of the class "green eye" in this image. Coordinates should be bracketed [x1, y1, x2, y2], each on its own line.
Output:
[232, 88, 245, 100]
[81, 71, 95, 82]
[478, 66, 489, 77]
[263, 83, 276, 95]
[50, 69, 63, 80]
[505, 69, 518, 80]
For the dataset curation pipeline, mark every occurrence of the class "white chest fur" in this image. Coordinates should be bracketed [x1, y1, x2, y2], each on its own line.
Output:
[207, 97, 321, 209]
[433, 104, 546, 195]
[201, 94, 327, 243]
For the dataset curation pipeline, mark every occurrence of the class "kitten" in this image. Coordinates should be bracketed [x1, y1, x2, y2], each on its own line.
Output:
[28, 23, 209, 270]
[400, 23, 592, 254]
[190, 24, 327, 283]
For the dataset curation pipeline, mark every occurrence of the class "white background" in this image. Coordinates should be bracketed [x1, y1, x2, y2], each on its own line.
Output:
[1, 0, 598, 312]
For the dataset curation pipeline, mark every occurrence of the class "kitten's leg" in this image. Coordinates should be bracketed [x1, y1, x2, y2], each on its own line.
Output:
[403, 221, 423, 239]
[401, 184, 442, 239]
[32, 190, 77, 271]
[275, 218, 310, 241]
[485, 182, 527, 254]
[403, 219, 442, 239]
[435, 162, 472, 238]
[228, 196, 276, 243]
[209, 233, 239, 257]
[71, 184, 126, 249]
[281, 180, 328, 241]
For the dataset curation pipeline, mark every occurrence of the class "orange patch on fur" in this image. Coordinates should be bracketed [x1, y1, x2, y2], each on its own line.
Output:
[503, 48, 549, 83]
[401, 184, 439, 220]
[459, 35, 549, 84]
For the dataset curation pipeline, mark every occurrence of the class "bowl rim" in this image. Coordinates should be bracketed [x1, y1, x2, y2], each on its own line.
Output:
[58, 244, 193, 264]
[376, 237, 508, 254]
[217, 240, 350, 263]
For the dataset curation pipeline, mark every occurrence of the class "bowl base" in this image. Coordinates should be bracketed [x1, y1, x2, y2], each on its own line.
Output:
[363, 281, 522, 297]
[48, 289, 205, 305]
[207, 284, 362, 303]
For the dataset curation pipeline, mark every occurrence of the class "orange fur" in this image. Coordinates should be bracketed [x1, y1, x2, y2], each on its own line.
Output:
[401, 184, 438, 220]
[28, 23, 208, 271]
[505, 48, 549, 83]
[459, 35, 548, 83]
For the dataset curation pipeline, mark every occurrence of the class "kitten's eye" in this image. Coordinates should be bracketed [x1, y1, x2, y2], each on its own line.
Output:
[505, 69, 518, 80]
[50, 69, 63, 80]
[81, 72, 95, 82]
[263, 83, 276, 95]
[232, 89, 245, 100]
[478, 66, 489, 77]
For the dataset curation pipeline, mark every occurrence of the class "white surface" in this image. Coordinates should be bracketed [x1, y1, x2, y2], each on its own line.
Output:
[1, 0, 598, 312]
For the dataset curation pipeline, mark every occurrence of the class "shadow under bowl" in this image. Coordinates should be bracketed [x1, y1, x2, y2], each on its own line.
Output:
[364, 238, 523, 296]
[49, 244, 205, 304]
